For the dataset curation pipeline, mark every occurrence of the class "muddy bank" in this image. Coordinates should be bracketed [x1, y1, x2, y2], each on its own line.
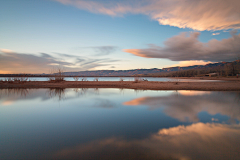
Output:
[1, 81, 240, 91]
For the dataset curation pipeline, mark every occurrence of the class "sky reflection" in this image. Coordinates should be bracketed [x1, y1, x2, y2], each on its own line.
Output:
[53, 123, 240, 160]
[124, 91, 240, 123]
[0, 89, 240, 160]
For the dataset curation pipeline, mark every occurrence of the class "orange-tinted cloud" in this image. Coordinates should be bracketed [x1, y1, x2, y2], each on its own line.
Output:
[54, 0, 240, 31]
[169, 60, 212, 67]
[124, 32, 240, 62]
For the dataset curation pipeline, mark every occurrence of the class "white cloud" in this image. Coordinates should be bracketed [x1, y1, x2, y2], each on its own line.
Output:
[212, 33, 220, 35]
[54, 0, 240, 31]
[0, 49, 14, 53]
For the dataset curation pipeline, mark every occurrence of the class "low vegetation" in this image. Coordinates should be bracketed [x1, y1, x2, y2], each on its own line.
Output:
[73, 76, 79, 81]
[93, 78, 99, 81]
[48, 66, 65, 82]
[133, 77, 148, 83]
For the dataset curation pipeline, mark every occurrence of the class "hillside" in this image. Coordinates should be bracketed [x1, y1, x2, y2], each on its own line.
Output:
[0, 60, 239, 77]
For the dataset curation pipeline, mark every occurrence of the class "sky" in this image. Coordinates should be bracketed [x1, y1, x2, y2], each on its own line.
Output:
[0, 0, 240, 74]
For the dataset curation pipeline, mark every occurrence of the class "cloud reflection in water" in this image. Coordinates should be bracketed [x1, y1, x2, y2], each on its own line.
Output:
[53, 122, 240, 160]
[124, 91, 240, 122]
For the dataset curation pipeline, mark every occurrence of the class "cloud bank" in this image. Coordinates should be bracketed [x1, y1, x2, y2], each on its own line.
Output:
[124, 32, 240, 62]
[0, 49, 119, 73]
[54, 0, 240, 31]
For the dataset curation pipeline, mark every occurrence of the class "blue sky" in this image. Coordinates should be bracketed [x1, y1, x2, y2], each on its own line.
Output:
[0, 0, 240, 73]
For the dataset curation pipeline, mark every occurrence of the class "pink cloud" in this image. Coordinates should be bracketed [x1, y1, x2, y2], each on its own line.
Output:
[54, 0, 240, 31]
[123, 32, 240, 62]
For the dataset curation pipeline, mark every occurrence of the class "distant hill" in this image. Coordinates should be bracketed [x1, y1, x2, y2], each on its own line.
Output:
[1, 60, 239, 77]
[63, 61, 236, 77]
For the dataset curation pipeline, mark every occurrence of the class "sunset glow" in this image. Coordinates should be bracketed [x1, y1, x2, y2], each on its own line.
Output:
[1, 0, 239, 73]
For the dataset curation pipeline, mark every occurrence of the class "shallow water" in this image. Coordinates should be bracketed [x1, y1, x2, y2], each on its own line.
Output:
[0, 76, 223, 82]
[0, 89, 239, 160]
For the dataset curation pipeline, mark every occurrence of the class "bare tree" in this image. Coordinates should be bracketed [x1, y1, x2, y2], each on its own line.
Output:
[224, 64, 230, 77]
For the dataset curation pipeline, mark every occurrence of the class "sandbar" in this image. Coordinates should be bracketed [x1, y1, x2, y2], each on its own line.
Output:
[1, 80, 240, 91]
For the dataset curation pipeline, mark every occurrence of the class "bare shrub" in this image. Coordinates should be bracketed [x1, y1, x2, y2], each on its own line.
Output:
[119, 78, 124, 81]
[48, 66, 65, 82]
[20, 76, 28, 82]
[94, 78, 99, 81]
[11, 74, 29, 82]
[133, 77, 142, 83]
[7, 78, 13, 82]
[81, 78, 87, 81]
[73, 76, 79, 81]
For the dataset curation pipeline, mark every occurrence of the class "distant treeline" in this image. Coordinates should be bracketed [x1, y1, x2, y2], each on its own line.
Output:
[157, 60, 240, 77]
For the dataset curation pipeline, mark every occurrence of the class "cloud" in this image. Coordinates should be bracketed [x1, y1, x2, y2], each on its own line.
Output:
[73, 46, 118, 56]
[0, 50, 120, 73]
[169, 60, 212, 67]
[54, 0, 240, 31]
[212, 33, 220, 35]
[123, 32, 240, 62]
[53, 123, 240, 160]
[0, 51, 71, 73]
[93, 46, 118, 56]
[79, 58, 119, 71]
[0, 49, 14, 53]
[124, 91, 240, 122]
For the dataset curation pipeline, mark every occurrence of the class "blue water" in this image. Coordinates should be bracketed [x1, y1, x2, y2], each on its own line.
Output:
[0, 89, 239, 160]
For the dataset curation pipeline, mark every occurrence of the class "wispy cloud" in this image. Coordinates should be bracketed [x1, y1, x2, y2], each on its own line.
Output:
[212, 33, 220, 35]
[72, 46, 118, 56]
[0, 50, 120, 74]
[123, 31, 240, 62]
[93, 46, 118, 56]
[54, 0, 240, 31]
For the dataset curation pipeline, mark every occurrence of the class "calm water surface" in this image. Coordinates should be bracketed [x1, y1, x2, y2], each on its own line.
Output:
[0, 89, 239, 160]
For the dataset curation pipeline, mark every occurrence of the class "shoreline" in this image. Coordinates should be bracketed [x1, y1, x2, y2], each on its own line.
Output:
[172, 77, 240, 81]
[1, 81, 240, 91]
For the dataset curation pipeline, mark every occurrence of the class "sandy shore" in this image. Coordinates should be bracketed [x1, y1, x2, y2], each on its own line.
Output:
[1, 81, 240, 91]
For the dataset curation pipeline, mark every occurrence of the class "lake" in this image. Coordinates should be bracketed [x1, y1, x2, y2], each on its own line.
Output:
[0, 77, 223, 82]
[0, 88, 239, 160]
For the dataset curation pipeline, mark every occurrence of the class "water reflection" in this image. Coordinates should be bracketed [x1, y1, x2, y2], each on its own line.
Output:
[0, 88, 96, 103]
[0, 88, 30, 97]
[47, 88, 66, 101]
[1, 89, 240, 160]
[53, 123, 240, 160]
[124, 91, 240, 122]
